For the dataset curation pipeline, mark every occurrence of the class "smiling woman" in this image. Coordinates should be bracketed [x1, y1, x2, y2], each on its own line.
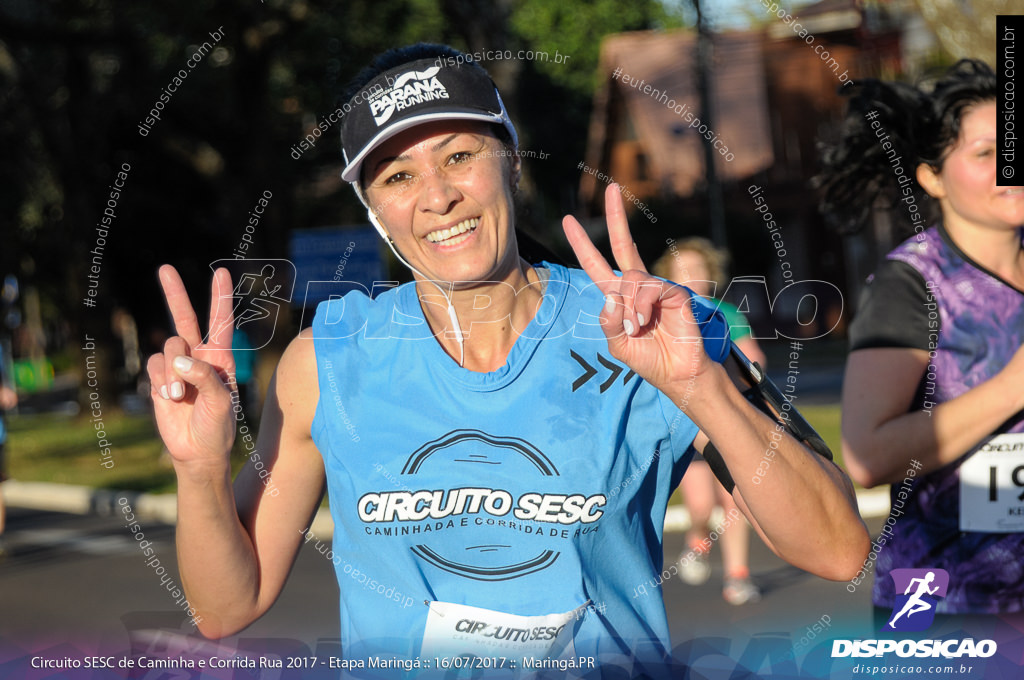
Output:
[357, 122, 532, 370]
[146, 42, 868, 678]
[365, 124, 522, 279]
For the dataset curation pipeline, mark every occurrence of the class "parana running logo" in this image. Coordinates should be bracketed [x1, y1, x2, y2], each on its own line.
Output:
[369, 66, 449, 126]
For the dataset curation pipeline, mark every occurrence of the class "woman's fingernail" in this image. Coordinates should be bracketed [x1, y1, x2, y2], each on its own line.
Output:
[170, 382, 184, 400]
[173, 356, 193, 373]
[637, 313, 646, 326]
[604, 296, 615, 314]
[159, 385, 169, 400]
[624, 319, 635, 336]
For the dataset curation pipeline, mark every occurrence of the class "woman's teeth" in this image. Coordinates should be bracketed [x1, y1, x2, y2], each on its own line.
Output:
[426, 218, 479, 244]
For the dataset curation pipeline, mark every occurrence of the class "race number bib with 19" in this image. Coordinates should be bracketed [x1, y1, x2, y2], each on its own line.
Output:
[960, 433, 1024, 532]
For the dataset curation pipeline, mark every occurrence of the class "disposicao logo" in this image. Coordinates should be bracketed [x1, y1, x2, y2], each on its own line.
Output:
[831, 568, 998, 659]
[884, 568, 948, 632]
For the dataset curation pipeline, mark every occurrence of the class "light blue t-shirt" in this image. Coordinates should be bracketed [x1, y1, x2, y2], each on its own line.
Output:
[310, 262, 729, 676]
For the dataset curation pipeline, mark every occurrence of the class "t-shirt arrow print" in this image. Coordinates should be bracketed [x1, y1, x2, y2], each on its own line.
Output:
[570, 350, 637, 393]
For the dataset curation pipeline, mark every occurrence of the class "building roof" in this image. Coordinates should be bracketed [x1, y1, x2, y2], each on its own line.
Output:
[582, 29, 774, 206]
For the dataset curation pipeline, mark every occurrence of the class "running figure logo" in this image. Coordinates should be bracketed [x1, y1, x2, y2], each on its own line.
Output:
[883, 568, 949, 632]
[204, 259, 296, 350]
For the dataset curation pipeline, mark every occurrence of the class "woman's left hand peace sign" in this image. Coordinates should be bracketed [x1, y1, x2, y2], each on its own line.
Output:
[561, 183, 716, 396]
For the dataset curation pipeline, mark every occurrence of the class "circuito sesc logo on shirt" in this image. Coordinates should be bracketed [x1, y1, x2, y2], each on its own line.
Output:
[357, 430, 607, 582]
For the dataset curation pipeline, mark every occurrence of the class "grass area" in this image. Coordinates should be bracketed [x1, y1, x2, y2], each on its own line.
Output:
[800, 404, 844, 472]
[5, 403, 847, 496]
[667, 402, 849, 505]
[6, 412, 176, 492]
[4, 411, 273, 494]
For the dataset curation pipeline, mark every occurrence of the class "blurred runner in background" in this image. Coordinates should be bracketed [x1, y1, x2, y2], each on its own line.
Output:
[654, 238, 766, 605]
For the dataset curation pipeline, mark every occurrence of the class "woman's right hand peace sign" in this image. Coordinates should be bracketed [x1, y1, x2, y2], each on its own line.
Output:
[146, 265, 238, 470]
[562, 184, 716, 398]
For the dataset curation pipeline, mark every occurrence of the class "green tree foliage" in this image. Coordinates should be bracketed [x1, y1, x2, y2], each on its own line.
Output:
[0, 0, 681, 408]
[511, 0, 682, 95]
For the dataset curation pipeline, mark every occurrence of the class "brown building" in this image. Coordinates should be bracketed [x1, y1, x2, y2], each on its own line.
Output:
[579, 0, 918, 339]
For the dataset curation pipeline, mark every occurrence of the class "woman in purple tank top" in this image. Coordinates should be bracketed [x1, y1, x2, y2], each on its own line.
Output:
[819, 60, 1024, 614]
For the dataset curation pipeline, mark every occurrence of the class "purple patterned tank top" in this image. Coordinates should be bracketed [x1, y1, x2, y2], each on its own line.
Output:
[873, 225, 1024, 614]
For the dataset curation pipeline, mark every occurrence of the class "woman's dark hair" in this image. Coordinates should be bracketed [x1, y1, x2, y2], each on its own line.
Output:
[816, 59, 996, 235]
[341, 43, 462, 103]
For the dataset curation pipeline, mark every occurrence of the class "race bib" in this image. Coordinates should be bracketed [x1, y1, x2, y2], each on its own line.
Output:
[420, 599, 587, 662]
[960, 433, 1024, 532]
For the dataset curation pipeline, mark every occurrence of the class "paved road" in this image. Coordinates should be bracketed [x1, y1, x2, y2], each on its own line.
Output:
[0, 506, 339, 645]
[0, 505, 883, 676]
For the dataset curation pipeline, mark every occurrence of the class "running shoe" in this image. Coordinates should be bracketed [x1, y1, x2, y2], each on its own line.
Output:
[723, 576, 761, 605]
[678, 549, 712, 585]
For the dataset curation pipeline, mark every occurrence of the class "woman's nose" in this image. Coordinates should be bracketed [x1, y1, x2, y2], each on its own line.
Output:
[416, 165, 462, 214]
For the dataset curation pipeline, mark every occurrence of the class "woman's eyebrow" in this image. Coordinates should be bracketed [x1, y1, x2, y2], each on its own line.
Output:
[372, 154, 406, 174]
[372, 133, 467, 174]
[432, 133, 460, 152]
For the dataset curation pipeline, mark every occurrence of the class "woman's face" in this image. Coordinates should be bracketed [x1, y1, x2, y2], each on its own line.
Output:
[669, 249, 714, 297]
[927, 101, 1024, 232]
[362, 120, 521, 287]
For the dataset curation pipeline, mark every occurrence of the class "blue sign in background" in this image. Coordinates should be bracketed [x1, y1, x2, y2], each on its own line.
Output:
[288, 226, 387, 312]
